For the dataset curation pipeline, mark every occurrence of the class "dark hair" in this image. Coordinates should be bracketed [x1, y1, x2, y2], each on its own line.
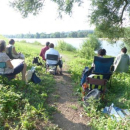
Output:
[121, 47, 127, 53]
[98, 49, 106, 56]
[0, 40, 6, 52]
[46, 42, 50, 46]
[49, 43, 54, 48]
[9, 39, 15, 45]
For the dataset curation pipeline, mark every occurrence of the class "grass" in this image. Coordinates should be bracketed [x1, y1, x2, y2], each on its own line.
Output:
[68, 55, 130, 129]
[69, 105, 78, 110]
[0, 37, 58, 129]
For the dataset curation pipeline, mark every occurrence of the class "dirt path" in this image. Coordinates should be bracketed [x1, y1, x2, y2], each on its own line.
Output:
[50, 54, 91, 130]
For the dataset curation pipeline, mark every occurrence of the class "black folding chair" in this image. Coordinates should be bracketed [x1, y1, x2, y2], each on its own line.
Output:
[46, 54, 58, 75]
[6, 46, 16, 59]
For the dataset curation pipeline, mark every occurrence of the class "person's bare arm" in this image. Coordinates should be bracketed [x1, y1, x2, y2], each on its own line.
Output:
[6, 60, 14, 69]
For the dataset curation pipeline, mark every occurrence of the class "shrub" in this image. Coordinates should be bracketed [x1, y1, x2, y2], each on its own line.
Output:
[82, 34, 101, 51]
[57, 40, 76, 52]
[79, 34, 101, 59]
[32, 41, 41, 45]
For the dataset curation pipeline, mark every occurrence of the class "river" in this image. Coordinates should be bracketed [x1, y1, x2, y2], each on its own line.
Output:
[14, 38, 124, 57]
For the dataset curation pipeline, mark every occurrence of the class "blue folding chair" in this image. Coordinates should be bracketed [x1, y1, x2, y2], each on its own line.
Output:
[86, 56, 114, 91]
[93, 56, 114, 80]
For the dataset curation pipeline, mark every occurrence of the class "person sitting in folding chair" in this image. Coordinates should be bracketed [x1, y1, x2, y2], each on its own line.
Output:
[92, 48, 106, 67]
[82, 49, 114, 100]
[45, 43, 63, 75]
[0, 40, 27, 82]
[6, 39, 25, 59]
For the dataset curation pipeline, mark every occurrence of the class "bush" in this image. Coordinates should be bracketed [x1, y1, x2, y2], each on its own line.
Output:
[32, 41, 41, 45]
[83, 34, 101, 51]
[79, 34, 101, 59]
[57, 40, 76, 52]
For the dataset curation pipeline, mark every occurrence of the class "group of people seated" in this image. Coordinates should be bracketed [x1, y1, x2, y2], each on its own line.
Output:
[96, 47, 130, 73]
[0, 39, 63, 83]
[0, 39, 26, 81]
[40, 42, 63, 75]
[0, 38, 129, 83]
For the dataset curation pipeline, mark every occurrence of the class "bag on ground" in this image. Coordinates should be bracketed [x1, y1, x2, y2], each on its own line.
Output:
[31, 72, 41, 84]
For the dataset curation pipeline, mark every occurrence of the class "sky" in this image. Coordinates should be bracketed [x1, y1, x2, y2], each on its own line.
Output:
[0, 0, 94, 35]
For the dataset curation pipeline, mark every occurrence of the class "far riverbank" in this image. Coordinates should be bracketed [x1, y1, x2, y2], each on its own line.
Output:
[14, 38, 124, 56]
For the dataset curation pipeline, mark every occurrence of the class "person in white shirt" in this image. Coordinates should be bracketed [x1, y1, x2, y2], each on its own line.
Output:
[45, 43, 63, 74]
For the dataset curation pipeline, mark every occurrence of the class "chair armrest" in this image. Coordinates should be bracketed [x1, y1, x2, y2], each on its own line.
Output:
[87, 77, 107, 86]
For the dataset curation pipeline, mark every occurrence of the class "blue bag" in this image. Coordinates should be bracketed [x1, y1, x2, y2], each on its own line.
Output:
[80, 67, 89, 86]
[31, 72, 41, 84]
[80, 67, 94, 86]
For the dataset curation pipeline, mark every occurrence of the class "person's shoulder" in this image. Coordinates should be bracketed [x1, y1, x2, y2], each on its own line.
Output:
[45, 48, 50, 53]
[41, 46, 46, 50]
[53, 48, 59, 52]
[1, 52, 10, 59]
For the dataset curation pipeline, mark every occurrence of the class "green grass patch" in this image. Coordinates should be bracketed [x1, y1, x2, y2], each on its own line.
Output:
[68, 55, 130, 129]
[0, 39, 56, 129]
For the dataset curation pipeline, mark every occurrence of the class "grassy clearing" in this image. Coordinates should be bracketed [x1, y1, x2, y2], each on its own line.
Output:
[0, 38, 57, 129]
[68, 55, 130, 129]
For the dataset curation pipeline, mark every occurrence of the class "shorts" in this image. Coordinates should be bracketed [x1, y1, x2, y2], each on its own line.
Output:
[5, 63, 24, 76]
[57, 60, 63, 68]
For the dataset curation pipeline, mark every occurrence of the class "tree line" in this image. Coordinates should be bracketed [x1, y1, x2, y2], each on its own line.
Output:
[4, 30, 94, 39]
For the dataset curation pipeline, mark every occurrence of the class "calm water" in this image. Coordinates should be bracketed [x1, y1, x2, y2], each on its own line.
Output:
[14, 38, 123, 56]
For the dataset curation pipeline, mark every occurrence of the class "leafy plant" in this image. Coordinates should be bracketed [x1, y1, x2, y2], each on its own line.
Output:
[56, 40, 76, 52]
[0, 40, 56, 129]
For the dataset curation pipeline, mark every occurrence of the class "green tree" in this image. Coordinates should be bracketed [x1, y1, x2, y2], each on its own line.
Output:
[90, 0, 128, 40]
[123, 27, 130, 53]
[35, 33, 40, 38]
[10, 0, 129, 39]
[40, 33, 46, 38]
[10, 0, 82, 18]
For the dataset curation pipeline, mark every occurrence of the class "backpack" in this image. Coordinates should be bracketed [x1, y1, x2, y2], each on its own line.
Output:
[32, 57, 42, 66]
[80, 67, 94, 86]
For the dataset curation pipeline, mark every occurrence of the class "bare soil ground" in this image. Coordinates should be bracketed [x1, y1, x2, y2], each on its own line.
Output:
[48, 55, 91, 130]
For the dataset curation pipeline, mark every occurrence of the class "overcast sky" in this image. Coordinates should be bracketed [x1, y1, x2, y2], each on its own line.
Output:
[0, 0, 94, 35]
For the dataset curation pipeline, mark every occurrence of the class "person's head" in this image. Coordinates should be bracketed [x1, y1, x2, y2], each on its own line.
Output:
[0, 40, 6, 52]
[46, 41, 50, 47]
[121, 47, 127, 53]
[49, 43, 54, 48]
[98, 49, 106, 56]
[9, 39, 15, 45]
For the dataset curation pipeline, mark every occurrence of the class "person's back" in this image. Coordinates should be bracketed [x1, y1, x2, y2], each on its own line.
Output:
[45, 43, 63, 74]
[45, 47, 59, 65]
[40, 41, 50, 60]
[6, 39, 24, 59]
[114, 53, 130, 72]
[114, 47, 130, 73]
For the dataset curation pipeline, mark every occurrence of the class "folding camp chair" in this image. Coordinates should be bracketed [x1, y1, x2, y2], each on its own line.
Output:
[6, 46, 16, 59]
[0, 62, 15, 80]
[46, 54, 58, 75]
[86, 56, 114, 94]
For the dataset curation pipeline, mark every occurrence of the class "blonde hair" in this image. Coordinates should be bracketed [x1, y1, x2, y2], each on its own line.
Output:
[0, 40, 6, 52]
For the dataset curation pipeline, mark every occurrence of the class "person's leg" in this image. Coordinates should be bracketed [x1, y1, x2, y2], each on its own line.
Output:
[58, 60, 63, 74]
[6, 63, 26, 82]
